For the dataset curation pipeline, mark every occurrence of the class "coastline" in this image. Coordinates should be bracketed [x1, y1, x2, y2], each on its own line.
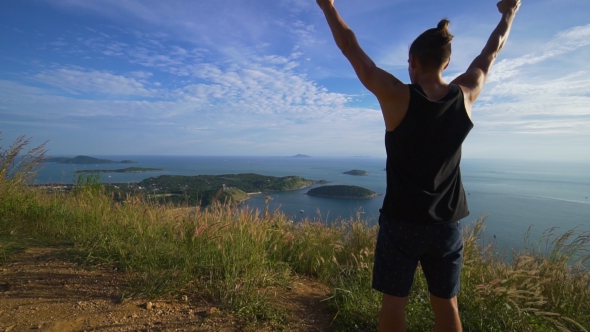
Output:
[238, 181, 319, 204]
[244, 181, 319, 196]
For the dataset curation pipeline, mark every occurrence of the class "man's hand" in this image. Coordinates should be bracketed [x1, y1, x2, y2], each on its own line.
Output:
[497, 0, 521, 15]
[453, 0, 520, 116]
[316, 0, 334, 10]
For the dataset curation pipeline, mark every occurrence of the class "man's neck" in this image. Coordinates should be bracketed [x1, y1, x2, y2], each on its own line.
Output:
[411, 72, 446, 86]
[412, 73, 450, 101]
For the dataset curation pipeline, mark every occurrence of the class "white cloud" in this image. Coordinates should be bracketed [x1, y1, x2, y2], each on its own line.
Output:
[465, 23, 590, 138]
[489, 24, 590, 83]
[34, 68, 156, 96]
[6, 0, 587, 158]
[2, 47, 382, 153]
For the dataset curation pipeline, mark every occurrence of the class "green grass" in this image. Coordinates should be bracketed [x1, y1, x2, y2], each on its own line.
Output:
[1, 135, 589, 331]
[0, 235, 30, 264]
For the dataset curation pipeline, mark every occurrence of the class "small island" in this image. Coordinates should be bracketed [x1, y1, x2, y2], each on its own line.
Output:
[44, 155, 138, 164]
[288, 154, 311, 158]
[343, 169, 369, 176]
[74, 167, 164, 174]
[307, 185, 377, 199]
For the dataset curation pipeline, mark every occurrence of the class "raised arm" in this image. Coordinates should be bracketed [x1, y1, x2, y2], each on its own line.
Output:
[316, 0, 405, 102]
[452, 0, 521, 112]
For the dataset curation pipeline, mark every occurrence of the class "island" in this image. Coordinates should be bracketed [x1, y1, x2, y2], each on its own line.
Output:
[74, 167, 164, 174]
[108, 173, 326, 207]
[307, 185, 377, 199]
[44, 155, 138, 164]
[288, 154, 311, 158]
[343, 169, 369, 176]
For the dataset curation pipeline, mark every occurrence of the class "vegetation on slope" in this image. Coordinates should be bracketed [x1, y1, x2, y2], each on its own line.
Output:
[2, 135, 589, 331]
[307, 185, 377, 199]
[343, 169, 368, 176]
[125, 173, 323, 207]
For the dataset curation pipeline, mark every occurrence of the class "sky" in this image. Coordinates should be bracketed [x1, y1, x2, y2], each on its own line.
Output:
[1, 0, 589, 160]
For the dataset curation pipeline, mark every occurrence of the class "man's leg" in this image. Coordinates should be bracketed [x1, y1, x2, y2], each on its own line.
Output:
[420, 222, 464, 332]
[378, 294, 408, 332]
[372, 215, 423, 331]
[430, 294, 462, 332]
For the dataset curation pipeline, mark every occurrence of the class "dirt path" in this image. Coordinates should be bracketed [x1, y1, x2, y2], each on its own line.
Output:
[0, 247, 334, 331]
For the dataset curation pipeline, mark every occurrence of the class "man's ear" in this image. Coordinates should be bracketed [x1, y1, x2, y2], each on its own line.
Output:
[443, 58, 450, 70]
[409, 54, 418, 69]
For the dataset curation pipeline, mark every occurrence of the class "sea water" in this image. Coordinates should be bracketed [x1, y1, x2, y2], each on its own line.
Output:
[33, 156, 590, 249]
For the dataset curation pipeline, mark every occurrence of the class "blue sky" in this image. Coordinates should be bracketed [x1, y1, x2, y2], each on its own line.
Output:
[1, 0, 589, 160]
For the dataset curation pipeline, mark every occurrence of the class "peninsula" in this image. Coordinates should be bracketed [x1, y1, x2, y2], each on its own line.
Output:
[74, 167, 164, 174]
[110, 173, 327, 207]
[44, 155, 138, 164]
[307, 185, 377, 199]
[343, 169, 368, 176]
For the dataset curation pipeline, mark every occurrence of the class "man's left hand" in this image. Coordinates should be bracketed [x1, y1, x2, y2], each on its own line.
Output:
[316, 0, 334, 9]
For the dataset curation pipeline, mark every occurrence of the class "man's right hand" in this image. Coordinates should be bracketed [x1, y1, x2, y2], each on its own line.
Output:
[497, 0, 521, 15]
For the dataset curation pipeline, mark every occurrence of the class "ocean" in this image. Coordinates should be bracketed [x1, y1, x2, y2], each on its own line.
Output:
[33, 156, 590, 250]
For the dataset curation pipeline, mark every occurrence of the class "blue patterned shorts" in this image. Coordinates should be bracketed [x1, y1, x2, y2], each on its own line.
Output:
[372, 213, 463, 299]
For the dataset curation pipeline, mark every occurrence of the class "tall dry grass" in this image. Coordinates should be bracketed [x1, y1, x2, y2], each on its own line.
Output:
[1, 135, 588, 331]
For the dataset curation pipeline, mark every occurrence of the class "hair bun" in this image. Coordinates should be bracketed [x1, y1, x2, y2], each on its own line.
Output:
[436, 19, 453, 44]
[437, 19, 450, 31]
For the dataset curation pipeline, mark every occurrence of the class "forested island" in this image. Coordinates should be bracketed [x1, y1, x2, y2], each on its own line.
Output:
[307, 185, 377, 199]
[108, 173, 327, 207]
[343, 169, 368, 176]
[44, 155, 138, 164]
[74, 167, 164, 174]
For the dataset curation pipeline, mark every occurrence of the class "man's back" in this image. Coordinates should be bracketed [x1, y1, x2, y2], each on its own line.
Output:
[381, 84, 473, 224]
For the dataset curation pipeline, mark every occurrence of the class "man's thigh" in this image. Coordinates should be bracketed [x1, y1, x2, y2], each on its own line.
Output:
[419, 222, 463, 299]
[372, 215, 426, 297]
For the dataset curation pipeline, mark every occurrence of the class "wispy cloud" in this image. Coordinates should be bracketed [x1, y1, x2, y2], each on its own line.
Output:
[472, 24, 590, 137]
[3, 0, 589, 159]
[34, 67, 157, 96]
[489, 24, 590, 83]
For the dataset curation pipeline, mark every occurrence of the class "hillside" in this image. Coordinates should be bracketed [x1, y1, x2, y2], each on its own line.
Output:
[3, 137, 590, 332]
[0, 244, 331, 331]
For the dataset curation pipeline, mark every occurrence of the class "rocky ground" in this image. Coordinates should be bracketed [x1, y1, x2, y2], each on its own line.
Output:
[0, 246, 333, 332]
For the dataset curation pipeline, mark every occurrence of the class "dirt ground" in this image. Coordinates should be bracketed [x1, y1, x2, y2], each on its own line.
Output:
[0, 246, 334, 332]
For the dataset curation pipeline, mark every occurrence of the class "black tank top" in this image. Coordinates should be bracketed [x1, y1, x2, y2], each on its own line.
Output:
[380, 84, 473, 224]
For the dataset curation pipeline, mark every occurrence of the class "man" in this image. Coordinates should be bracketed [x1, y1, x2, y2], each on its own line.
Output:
[316, 0, 521, 331]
